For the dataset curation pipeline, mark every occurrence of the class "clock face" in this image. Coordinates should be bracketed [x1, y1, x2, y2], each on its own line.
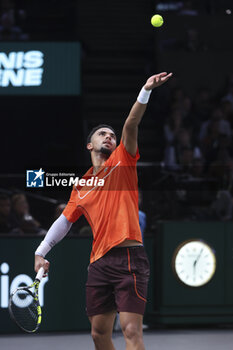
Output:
[172, 240, 216, 287]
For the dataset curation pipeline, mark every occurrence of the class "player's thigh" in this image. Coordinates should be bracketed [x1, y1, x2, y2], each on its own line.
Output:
[90, 311, 117, 335]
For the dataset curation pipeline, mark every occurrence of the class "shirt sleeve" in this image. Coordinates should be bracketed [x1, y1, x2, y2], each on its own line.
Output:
[35, 214, 73, 257]
[63, 188, 83, 223]
[118, 139, 140, 165]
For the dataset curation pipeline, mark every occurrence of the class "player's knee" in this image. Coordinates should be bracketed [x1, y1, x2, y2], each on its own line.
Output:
[91, 329, 102, 344]
[122, 322, 142, 342]
[91, 327, 110, 344]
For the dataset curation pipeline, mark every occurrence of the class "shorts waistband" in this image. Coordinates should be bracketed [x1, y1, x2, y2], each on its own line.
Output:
[112, 245, 143, 250]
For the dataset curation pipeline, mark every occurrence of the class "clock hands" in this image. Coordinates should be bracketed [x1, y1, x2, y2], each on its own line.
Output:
[193, 248, 204, 268]
[194, 248, 204, 266]
[193, 248, 204, 279]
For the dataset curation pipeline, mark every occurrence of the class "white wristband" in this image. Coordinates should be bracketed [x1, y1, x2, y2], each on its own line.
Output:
[35, 240, 51, 258]
[137, 87, 152, 104]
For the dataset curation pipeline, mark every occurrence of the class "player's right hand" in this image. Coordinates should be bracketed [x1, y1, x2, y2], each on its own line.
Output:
[144, 72, 173, 90]
[34, 255, 50, 277]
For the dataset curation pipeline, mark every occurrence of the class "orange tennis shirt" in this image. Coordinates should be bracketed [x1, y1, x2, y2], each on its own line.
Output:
[63, 140, 142, 263]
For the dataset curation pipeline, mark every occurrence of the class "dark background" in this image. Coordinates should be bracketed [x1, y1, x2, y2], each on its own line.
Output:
[1, 0, 233, 229]
[1, 0, 233, 331]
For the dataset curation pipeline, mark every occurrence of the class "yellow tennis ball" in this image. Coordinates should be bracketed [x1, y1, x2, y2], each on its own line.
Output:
[151, 14, 164, 27]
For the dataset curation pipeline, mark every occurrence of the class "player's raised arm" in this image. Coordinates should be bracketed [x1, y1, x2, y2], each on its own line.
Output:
[121, 72, 173, 156]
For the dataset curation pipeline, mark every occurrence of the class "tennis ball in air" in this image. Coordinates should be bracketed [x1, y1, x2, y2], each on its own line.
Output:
[151, 14, 164, 27]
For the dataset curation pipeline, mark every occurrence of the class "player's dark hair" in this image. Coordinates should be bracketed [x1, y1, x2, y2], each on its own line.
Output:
[86, 124, 116, 144]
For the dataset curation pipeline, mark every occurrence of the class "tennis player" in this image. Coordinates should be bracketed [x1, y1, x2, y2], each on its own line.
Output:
[34, 72, 172, 350]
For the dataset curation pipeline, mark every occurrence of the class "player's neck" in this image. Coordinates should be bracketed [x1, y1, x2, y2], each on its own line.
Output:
[91, 152, 109, 175]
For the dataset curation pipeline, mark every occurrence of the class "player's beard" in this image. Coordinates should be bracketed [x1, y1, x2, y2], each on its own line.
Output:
[100, 146, 112, 157]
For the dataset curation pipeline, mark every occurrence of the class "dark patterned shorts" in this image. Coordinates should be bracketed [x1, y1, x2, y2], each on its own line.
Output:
[86, 246, 150, 316]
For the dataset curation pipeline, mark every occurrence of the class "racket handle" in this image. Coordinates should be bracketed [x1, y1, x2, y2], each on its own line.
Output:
[36, 267, 45, 281]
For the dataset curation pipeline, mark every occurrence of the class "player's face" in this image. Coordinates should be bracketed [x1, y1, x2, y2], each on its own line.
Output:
[87, 128, 117, 156]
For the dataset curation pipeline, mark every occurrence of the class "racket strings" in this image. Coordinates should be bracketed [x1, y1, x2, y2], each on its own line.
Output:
[10, 289, 39, 332]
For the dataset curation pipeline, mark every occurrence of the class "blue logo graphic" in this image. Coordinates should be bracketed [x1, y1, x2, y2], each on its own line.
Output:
[26, 168, 45, 188]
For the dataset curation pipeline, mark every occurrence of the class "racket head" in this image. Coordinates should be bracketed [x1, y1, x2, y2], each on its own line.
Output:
[9, 287, 42, 333]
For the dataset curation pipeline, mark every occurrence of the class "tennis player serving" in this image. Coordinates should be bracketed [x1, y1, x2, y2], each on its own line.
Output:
[35, 72, 172, 350]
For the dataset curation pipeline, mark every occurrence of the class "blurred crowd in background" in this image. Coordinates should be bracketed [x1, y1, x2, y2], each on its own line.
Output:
[0, 193, 46, 235]
[0, 0, 77, 41]
[0, 0, 232, 42]
[0, 192, 86, 236]
[144, 70, 233, 226]
[156, 0, 233, 15]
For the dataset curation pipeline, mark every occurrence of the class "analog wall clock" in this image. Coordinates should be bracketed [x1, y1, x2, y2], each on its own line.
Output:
[172, 239, 216, 287]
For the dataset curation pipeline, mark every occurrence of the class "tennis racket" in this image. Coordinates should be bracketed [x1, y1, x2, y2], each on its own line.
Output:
[9, 267, 45, 333]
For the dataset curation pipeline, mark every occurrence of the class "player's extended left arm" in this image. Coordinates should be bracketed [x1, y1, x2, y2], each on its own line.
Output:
[122, 72, 173, 156]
